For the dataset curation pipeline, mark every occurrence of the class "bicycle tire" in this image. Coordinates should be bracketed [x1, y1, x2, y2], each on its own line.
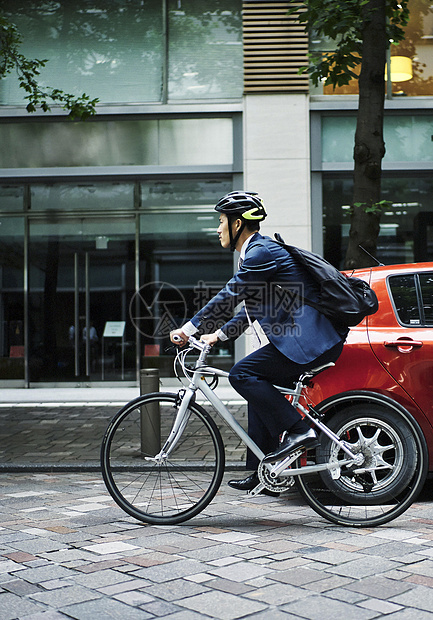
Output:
[296, 404, 428, 527]
[101, 392, 225, 525]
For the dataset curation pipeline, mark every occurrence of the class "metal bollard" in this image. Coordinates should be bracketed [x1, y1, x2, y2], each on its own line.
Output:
[140, 368, 160, 455]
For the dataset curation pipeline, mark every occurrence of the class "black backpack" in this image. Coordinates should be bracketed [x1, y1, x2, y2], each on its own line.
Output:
[274, 233, 379, 331]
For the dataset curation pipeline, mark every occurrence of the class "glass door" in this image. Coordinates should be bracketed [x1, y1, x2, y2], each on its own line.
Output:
[28, 216, 136, 383]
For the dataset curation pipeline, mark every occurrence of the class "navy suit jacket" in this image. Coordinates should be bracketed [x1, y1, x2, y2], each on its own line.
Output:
[190, 233, 346, 364]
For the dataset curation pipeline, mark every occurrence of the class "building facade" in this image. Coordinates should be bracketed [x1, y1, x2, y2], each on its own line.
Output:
[0, 1, 432, 386]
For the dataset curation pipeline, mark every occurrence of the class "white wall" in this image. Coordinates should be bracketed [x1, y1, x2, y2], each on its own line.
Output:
[237, 93, 311, 358]
[243, 93, 311, 249]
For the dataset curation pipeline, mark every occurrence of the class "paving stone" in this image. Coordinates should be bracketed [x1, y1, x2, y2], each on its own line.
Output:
[141, 600, 182, 615]
[269, 566, 328, 586]
[29, 584, 101, 607]
[99, 578, 153, 596]
[346, 575, 414, 598]
[177, 590, 267, 619]
[358, 598, 403, 614]
[14, 564, 75, 584]
[244, 581, 310, 605]
[133, 559, 209, 583]
[207, 560, 273, 582]
[62, 597, 153, 619]
[114, 590, 155, 606]
[282, 593, 378, 620]
[399, 559, 433, 577]
[203, 577, 253, 595]
[0, 591, 45, 620]
[1, 578, 42, 595]
[72, 568, 133, 588]
[390, 584, 433, 612]
[384, 609, 433, 619]
[17, 612, 68, 620]
[327, 555, 400, 579]
[145, 579, 209, 601]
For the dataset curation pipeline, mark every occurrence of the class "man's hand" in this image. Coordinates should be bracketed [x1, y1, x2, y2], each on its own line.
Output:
[170, 329, 188, 347]
[200, 333, 219, 347]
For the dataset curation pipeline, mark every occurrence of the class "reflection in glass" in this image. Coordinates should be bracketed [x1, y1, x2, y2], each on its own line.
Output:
[0, 0, 243, 105]
[168, 0, 242, 100]
[30, 183, 134, 211]
[323, 175, 433, 267]
[322, 115, 433, 163]
[388, 275, 420, 325]
[0, 218, 25, 379]
[0, 1, 163, 105]
[0, 186, 24, 212]
[312, 0, 433, 96]
[28, 217, 136, 382]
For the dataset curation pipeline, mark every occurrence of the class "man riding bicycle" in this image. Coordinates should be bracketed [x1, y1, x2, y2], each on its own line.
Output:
[170, 191, 347, 494]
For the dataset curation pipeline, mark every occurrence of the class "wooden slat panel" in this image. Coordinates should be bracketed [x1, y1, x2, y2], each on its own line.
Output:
[243, 1, 309, 93]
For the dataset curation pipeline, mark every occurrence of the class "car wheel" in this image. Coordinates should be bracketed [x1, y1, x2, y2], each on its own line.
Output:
[317, 404, 418, 504]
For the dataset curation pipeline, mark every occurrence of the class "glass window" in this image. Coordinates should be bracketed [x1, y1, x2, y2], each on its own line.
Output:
[388, 275, 420, 325]
[311, 0, 433, 97]
[0, 0, 242, 106]
[0, 217, 25, 379]
[0, 186, 25, 212]
[140, 178, 232, 208]
[0, 117, 233, 168]
[30, 183, 134, 211]
[168, 0, 243, 100]
[0, 1, 164, 105]
[322, 115, 433, 163]
[323, 175, 433, 267]
[419, 273, 433, 325]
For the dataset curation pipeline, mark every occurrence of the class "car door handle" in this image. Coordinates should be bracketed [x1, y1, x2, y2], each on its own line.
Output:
[384, 339, 423, 351]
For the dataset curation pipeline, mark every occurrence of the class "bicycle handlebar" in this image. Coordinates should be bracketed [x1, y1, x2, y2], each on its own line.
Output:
[173, 333, 210, 352]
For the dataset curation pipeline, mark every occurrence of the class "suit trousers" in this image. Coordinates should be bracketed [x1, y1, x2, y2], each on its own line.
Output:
[229, 340, 344, 470]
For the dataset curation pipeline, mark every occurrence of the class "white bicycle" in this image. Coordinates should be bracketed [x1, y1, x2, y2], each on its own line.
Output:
[101, 335, 428, 527]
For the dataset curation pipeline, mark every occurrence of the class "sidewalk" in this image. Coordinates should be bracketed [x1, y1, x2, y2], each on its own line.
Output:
[1, 471, 433, 619]
[0, 380, 247, 471]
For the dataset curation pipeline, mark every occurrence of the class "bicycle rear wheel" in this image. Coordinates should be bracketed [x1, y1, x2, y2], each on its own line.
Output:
[101, 392, 225, 525]
[296, 404, 428, 527]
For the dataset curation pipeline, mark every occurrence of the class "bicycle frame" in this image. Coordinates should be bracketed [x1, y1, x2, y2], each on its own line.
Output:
[161, 337, 362, 493]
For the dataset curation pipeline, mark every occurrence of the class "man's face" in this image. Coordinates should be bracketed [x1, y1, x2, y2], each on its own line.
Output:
[217, 213, 231, 249]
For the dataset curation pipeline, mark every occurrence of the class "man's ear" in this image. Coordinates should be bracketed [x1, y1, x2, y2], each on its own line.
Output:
[233, 217, 243, 231]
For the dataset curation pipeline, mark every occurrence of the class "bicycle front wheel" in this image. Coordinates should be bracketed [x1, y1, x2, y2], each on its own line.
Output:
[296, 404, 428, 527]
[101, 392, 225, 525]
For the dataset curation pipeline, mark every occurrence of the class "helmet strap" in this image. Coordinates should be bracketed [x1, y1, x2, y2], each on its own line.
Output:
[228, 217, 245, 252]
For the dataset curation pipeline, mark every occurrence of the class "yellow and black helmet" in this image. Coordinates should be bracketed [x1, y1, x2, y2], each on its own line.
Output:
[215, 191, 267, 222]
[215, 191, 267, 251]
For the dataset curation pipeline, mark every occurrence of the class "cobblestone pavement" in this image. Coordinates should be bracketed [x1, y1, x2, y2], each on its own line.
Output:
[0, 402, 248, 469]
[2, 390, 433, 618]
[1, 472, 433, 619]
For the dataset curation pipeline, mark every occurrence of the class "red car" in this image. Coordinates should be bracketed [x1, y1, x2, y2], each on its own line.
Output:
[305, 262, 433, 475]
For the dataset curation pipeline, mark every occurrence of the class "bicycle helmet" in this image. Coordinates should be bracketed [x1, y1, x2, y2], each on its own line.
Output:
[215, 191, 267, 251]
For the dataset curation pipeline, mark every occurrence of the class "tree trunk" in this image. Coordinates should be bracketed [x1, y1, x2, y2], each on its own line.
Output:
[345, 0, 387, 269]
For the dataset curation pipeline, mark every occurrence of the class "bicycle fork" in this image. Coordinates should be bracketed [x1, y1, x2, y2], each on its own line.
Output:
[144, 388, 195, 463]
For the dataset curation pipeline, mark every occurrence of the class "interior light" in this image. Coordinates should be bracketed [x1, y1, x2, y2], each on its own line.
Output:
[385, 56, 413, 82]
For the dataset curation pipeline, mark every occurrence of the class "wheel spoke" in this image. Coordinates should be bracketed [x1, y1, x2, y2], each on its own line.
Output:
[101, 394, 225, 525]
[297, 405, 427, 527]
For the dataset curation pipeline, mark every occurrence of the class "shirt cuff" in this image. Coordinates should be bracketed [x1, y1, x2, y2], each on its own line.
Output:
[182, 321, 198, 337]
[216, 328, 229, 342]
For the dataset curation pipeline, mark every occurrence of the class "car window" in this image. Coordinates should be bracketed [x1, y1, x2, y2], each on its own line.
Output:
[419, 273, 433, 326]
[388, 275, 421, 326]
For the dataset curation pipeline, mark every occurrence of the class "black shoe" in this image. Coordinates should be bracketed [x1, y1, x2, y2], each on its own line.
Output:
[262, 428, 319, 464]
[228, 472, 279, 497]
